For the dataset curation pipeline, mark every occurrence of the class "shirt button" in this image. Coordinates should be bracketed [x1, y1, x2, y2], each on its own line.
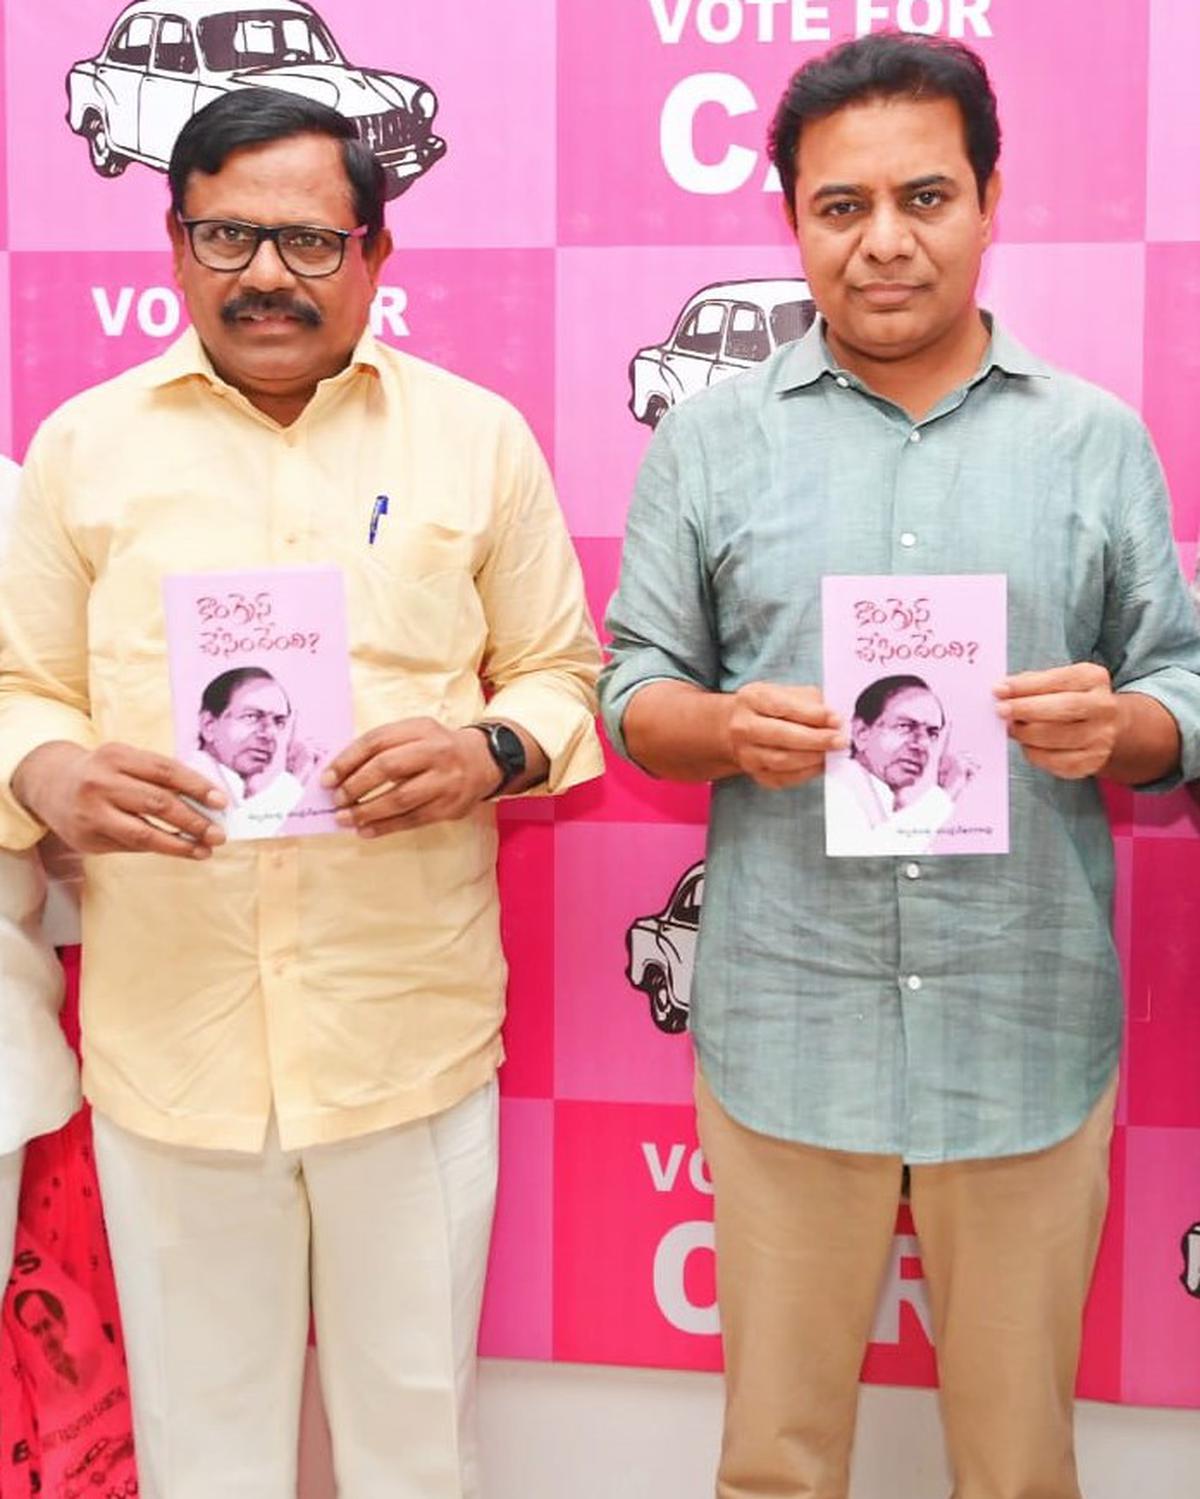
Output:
[899, 531, 917, 548]
[909, 429, 922, 444]
[905, 974, 923, 992]
[835, 375, 850, 388]
[283, 533, 299, 546]
[904, 862, 921, 880]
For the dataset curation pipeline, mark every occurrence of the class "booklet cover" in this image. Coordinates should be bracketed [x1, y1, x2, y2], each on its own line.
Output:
[822, 574, 1009, 858]
[162, 567, 354, 841]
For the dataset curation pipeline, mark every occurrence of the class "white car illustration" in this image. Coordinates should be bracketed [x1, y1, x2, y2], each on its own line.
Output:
[1183, 1221, 1200, 1297]
[625, 862, 704, 1035]
[629, 279, 817, 428]
[66, 0, 446, 200]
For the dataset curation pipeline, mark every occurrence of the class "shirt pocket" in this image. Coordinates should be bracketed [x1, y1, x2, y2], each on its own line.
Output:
[345, 521, 487, 705]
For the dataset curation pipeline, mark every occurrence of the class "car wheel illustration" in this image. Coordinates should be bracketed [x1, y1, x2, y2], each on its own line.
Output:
[83, 112, 127, 177]
[645, 967, 688, 1034]
[645, 395, 669, 429]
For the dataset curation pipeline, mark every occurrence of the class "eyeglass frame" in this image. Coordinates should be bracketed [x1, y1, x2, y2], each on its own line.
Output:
[176, 217, 371, 278]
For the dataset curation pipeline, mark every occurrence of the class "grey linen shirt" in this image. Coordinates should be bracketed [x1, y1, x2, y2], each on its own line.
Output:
[599, 318, 1200, 1163]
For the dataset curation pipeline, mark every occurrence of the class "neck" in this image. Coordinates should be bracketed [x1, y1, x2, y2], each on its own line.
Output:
[827, 306, 990, 422]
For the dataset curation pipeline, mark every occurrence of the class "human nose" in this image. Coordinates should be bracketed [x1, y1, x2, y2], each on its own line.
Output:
[859, 202, 915, 263]
[239, 232, 297, 291]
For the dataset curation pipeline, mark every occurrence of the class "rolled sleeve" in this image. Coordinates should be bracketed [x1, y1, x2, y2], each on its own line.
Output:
[1100, 422, 1200, 786]
[598, 411, 720, 759]
[477, 413, 602, 795]
[0, 429, 98, 848]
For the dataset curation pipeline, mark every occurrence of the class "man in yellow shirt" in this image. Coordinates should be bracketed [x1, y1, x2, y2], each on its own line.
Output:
[0, 92, 601, 1499]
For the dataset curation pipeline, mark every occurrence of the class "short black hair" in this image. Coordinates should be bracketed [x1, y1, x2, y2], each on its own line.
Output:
[853, 674, 937, 728]
[168, 90, 387, 243]
[769, 31, 1001, 212]
[200, 667, 282, 719]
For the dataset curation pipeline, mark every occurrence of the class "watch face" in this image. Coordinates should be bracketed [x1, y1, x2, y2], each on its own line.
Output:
[491, 723, 526, 780]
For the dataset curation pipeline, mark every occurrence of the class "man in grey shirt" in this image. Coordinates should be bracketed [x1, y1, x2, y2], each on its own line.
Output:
[600, 33, 1200, 1499]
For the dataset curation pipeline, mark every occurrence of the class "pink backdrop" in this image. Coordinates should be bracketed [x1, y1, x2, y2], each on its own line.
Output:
[1, 0, 1198, 1415]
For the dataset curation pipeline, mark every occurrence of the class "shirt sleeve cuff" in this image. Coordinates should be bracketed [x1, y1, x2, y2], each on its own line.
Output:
[1115, 675, 1200, 792]
[486, 678, 604, 796]
[0, 706, 99, 849]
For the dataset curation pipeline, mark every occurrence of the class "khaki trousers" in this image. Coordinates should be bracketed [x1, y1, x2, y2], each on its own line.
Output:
[695, 1071, 1117, 1499]
[92, 1080, 498, 1499]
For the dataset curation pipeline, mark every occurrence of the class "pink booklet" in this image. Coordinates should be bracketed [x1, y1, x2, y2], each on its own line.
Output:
[162, 567, 354, 840]
[821, 575, 1009, 857]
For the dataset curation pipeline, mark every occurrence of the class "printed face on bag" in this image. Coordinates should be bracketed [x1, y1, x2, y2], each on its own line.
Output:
[789, 95, 999, 366]
[168, 131, 392, 410]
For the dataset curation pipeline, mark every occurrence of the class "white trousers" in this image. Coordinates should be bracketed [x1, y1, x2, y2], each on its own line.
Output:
[92, 1081, 499, 1499]
[0, 1147, 21, 1286]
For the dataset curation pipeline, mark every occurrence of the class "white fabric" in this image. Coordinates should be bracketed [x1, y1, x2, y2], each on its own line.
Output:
[0, 1147, 21, 1286]
[0, 456, 81, 1151]
[0, 846, 81, 1154]
[825, 756, 955, 855]
[92, 1078, 499, 1499]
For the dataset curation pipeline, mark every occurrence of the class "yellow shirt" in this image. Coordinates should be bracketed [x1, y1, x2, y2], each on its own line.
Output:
[0, 329, 602, 1151]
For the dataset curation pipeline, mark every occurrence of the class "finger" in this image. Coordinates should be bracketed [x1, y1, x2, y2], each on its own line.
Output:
[740, 717, 847, 754]
[1018, 746, 1098, 780]
[740, 683, 841, 729]
[336, 771, 444, 830]
[745, 746, 829, 777]
[332, 740, 441, 807]
[322, 722, 434, 788]
[1007, 720, 1102, 751]
[110, 778, 226, 845]
[749, 763, 826, 790]
[99, 810, 217, 859]
[996, 691, 1099, 725]
[111, 747, 228, 810]
[994, 663, 1109, 700]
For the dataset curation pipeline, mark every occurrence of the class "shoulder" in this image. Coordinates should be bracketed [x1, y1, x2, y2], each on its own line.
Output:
[371, 342, 534, 444]
[25, 349, 179, 457]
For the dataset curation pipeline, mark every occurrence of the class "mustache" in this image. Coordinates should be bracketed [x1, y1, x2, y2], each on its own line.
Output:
[220, 292, 322, 327]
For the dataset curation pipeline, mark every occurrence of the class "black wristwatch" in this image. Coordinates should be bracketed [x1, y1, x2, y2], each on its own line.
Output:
[469, 721, 526, 797]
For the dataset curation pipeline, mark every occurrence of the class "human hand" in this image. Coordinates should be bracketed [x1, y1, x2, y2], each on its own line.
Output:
[994, 663, 1119, 779]
[726, 683, 846, 790]
[12, 741, 226, 859]
[322, 718, 501, 838]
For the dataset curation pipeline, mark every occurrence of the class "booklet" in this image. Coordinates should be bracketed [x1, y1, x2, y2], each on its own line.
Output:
[821, 574, 1008, 857]
[162, 566, 354, 840]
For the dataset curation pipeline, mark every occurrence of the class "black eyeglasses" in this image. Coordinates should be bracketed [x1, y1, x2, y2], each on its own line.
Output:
[178, 218, 370, 278]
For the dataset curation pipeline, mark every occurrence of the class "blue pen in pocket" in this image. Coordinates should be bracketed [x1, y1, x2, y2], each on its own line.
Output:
[368, 494, 390, 545]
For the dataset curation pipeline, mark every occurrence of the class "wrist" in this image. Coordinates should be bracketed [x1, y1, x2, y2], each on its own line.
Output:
[459, 725, 508, 800]
[12, 741, 84, 817]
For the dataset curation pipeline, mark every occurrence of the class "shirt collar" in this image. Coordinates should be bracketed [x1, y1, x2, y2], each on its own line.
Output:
[774, 309, 1053, 396]
[144, 325, 385, 394]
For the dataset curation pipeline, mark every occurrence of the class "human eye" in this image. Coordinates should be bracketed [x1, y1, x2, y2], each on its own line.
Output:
[820, 199, 861, 220]
[211, 221, 256, 245]
[908, 188, 947, 211]
[281, 226, 336, 251]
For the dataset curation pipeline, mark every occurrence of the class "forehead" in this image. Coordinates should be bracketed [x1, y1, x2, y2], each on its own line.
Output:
[875, 688, 943, 723]
[794, 95, 972, 189]
[226, 679, 289, 712]
[181, 132, 356, 226]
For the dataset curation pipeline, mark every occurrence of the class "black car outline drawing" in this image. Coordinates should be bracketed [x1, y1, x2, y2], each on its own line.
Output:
[625, 861, 704, 1035]
[66, 0, 446, 200]
[629, 278, 817, 428]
